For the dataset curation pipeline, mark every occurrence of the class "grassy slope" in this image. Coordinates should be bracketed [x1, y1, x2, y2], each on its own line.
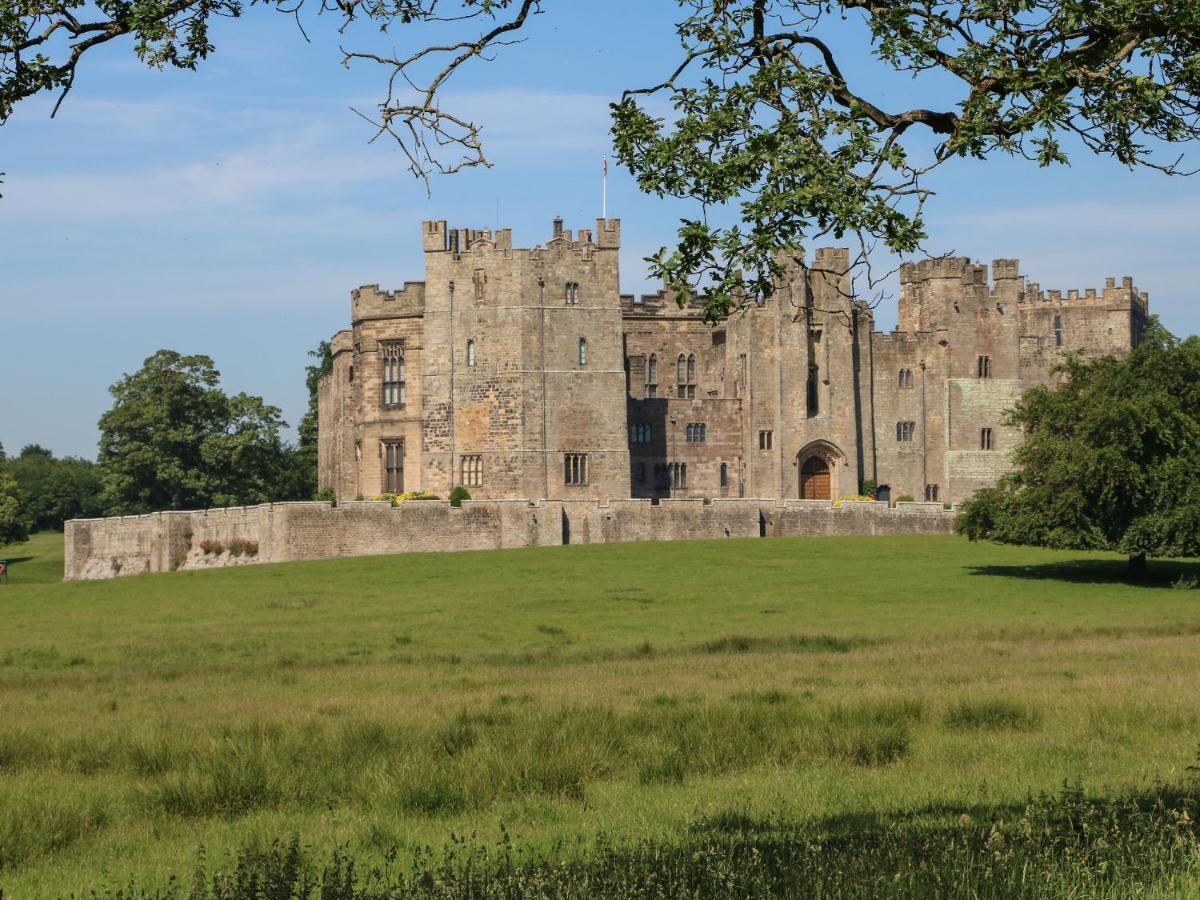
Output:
[1, 533, 1199, 896]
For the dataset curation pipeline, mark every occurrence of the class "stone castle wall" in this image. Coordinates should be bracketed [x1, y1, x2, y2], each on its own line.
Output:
[63, 499, 958, 581]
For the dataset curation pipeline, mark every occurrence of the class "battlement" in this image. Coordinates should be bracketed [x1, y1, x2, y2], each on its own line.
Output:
[812, 246, 851, 273]
[899, 256, 985, 284]
[351, 281, 426, 319]
[1020, 275, 1149, 312]
[422, 218, 620, 258]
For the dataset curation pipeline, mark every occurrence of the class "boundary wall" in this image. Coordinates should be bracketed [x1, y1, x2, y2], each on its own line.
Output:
[64, 499, 957, 581]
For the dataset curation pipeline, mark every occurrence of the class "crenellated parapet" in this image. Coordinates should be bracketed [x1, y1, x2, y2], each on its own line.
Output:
[899, 256, 988, 285]
[351, 281, 427, 320]
[1020, 274, 1149, 313]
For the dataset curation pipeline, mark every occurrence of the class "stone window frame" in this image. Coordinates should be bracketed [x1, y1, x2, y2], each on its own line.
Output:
[896, 421, 916, 442]
[565, 281, 580, 305]
[719, 462, 728, 488]
[460, 454, 483, 487]
[898, 368, 914, 389]
[670, 461, 687, 489]
[677, 353, 696, 399]
[685, 423, 706, 443]
[630, 423, 652, 444]
[382, 439, 404, 493]
[807, 364, 820, 417]
[466, 339, 477, 368]
[579, 336, 587, 366]
[1053, 314, 1064, 348]
[924, 484, 939, 502]
[758, 430, 773, 450]
[564, 453, 589, 486]
[647, 354, 658, 396]
[381, 341, 406, 408]
[980, 427, 994, 450]
[977, 355, 991, 378]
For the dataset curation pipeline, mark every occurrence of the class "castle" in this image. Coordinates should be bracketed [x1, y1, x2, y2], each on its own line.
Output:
[317, 218, 1149, 506]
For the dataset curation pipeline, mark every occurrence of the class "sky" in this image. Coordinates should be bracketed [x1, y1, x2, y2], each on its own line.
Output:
[2, 2, 1198, 459]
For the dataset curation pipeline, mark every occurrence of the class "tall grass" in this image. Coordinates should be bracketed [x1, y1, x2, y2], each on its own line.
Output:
[72, 782, 1200, 899]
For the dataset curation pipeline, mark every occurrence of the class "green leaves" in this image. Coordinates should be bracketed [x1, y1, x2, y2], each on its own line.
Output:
[97, 349, 291, 514]
[958, 323, 1200, 568]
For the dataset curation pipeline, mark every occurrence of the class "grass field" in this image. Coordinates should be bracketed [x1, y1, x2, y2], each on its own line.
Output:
[1, 532, 1200, 897]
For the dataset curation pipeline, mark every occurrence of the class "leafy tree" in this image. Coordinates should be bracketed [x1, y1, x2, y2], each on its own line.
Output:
[957, 322, 1200, 578]
[98, 350, 290, 513]
[0, 443, 32, 544]
[7, 445, 105, 530]
[6, 2, 1200, 314]
[295, 340, 333, 499]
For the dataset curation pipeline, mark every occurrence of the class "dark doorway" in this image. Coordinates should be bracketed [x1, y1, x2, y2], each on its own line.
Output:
[800, 456, 831, 500]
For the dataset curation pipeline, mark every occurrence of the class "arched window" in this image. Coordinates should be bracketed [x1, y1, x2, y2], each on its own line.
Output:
[687, 353, 696, 384]
[898, 368, 913, 389]
[1053, 314, 1063, 348]
[647, 354, 657, 383]
[720, 463, 728, 488]
[896, 421, 915, 442]
[677, 354, 687, 398]
[807, 364, 819, 417]
[566, 282, 579, 305]
[382, 343, 405, 407]
[466, 339, 476, 367]
[579, 337, 587, 365]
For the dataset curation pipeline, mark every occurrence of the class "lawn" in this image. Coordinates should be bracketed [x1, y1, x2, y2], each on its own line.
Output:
[1, 532, 1199, 897]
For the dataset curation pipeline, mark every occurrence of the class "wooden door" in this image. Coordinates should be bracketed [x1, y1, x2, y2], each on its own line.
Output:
[800, 456, 830, 500]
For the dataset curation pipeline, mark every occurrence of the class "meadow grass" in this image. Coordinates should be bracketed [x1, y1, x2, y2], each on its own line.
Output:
[0, 532, 1199, 896]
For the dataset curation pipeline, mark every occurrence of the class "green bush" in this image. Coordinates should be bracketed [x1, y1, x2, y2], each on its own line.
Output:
[449, 485, 471, 507]
[314, 487, 336, 503]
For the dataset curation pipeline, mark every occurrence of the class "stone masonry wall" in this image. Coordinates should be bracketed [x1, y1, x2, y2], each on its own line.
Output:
[64, 499, 958, 581]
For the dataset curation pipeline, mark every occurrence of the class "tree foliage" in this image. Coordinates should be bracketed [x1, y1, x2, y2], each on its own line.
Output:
[292, 339, 332, 499]
[6, 443, 104, 530]
[0, 441, 33, 544]
[6, 2, 1200, 315]
[98, 349, 291, 513]
[956, 322, 1200, 576]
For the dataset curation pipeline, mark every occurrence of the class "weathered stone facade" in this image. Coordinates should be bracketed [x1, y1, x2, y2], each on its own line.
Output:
[319, 219, 1149, 506]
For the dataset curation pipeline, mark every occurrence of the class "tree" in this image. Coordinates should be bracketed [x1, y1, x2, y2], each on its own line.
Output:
[5, 2, 1200, 315]
[7, 444, 105, 530]
[98, 350, 290, 513]
[956, 322, 1200, 578]
[294, 340, 333, 499]
[0, 443, 32, 544]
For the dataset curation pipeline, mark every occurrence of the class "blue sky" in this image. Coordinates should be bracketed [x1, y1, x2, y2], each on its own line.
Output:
[2, 2, 1198, 458]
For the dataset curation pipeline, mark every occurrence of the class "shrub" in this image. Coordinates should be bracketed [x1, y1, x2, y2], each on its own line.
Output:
[242, 540, 259, 557]
[314, 486, 336, 503]
[860, 478, 878, 498]
[894, 494, 915, 505]
[449, 485, 471, 507]
[198, 539, 223, 556]
[228, 539, 245, 558]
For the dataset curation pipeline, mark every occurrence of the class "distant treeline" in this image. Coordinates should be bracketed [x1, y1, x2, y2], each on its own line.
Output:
[0, 343, 332, 542]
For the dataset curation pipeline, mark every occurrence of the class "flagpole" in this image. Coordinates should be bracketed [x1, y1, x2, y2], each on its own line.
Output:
[602, 156, 608, 220]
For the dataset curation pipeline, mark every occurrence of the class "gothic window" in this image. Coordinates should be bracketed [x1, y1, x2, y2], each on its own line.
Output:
[383, 441, 404, 493]
[565, 282, 579, 305]
[564, 453, 589, 485]
[630, 424, 652, 443]
[686, 423, 706, 443]
[758, 430, 773, 450]
[382, 342, 406, 407]
[1054, 314, 1063, 348]
[687, 353, 696, 398]
[647, 354, 657, 398]
[670, 462, 687, 489]
[925, 484, 939, 502]
[898, 368, 913, 389]
[896, 421, 916, 442]
[579, 337, 587, 366]
[466, 339, 476, 367]
[977, 355, 991, 378]
[807, 364, 820, 417]
[720, 463, 728, 488]
[677, 354, 687, 398]
[981, 427, 994, 450]
[460, 454, 483, 487]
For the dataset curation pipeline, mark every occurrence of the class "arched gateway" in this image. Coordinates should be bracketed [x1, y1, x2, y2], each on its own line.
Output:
[797, 441, 846, 500]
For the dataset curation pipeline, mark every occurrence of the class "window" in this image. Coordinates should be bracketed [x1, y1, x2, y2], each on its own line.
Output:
[807, 364, 820, 417]
[676, 353, 696, 398]
[980, 427, 994, 450]
[579, 337, 587, 366]
[466, 339, 476, 367]
[348, 364, 354, 383]
[896, 421, 916, 442]
[686, 423, 706, 443]
[646, 354, 658, 398]
[924, 484, 939, 502]
[1054, 314, 1063, 348]
[977, 355, 991, 378]
[670, 462, 687, 489]
[687, 353, 696, 387]
[383, 441, 404, 493]
[898, 368, 913, 389]
[382, 343, 405, 407]
[759, 430, 773, 450]
[564, 453, 589, 485]
[630, 423, 652, 443]
[565, 282, 579, 305]
[473, 269, 486, 302]
[460, 454, 483, 487]
[635, 462, 646, 482]
[720, 463, 728, 488]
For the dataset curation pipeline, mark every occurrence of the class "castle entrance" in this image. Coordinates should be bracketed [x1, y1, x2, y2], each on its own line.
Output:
[800, 456, 831, 500]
